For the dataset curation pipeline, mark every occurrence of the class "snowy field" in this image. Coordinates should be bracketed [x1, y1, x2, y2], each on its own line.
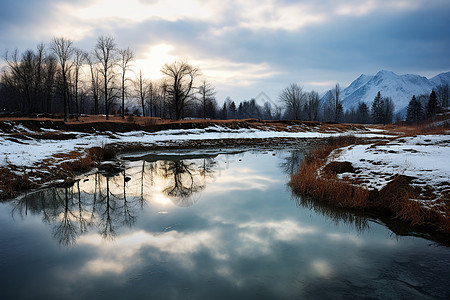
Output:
[331, 134, 450, 210]
[0, 124, 377, 168]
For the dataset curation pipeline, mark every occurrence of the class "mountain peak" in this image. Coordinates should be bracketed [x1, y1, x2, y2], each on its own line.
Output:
[321, 70, 449, 115]
[375, 70, 397, 77]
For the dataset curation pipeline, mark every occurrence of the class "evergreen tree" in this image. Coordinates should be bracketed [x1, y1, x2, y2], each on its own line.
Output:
[237, 102, 244, 118]
[356, 102, 370, 124]
[221, 102, 227, 120]
[229, 101, 236, 119]
[406, 95, 423, 124]
[426, 90, 438, 120]
[382, 97, 394, 124]
[371, 91, 383, 123]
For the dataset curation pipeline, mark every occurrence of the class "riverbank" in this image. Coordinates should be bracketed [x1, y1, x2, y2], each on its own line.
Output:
[290, 129, 450, 234]
[0, 116, 374, 199]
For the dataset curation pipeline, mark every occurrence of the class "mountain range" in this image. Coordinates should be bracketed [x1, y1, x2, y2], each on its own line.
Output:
[321, 70, 450, 114]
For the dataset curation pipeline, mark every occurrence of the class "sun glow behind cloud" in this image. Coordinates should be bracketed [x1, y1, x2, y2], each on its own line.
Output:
[135, 43, 177, 79]
[1, 0, 448, 101]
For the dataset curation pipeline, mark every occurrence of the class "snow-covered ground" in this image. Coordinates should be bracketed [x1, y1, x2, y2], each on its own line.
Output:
[0, 124, 376, 169]
[331, 134, 450, 210]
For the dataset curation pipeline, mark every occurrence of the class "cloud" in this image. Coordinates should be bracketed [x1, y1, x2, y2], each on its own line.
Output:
[1, 0, 449, 100]
[56, 0, 221, 25]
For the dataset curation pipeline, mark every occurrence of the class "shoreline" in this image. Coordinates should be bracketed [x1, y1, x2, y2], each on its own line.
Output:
[1, 116, 449, 236]
[289, 133, 450, 234]
[0, 117, 374, 199]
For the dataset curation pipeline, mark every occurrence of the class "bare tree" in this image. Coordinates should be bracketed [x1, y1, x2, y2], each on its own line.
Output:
[436, 84, 449, 107]
[306, 91, 320, 121]
[118, 47, 134, 119]
[86, 54, 100, 115]
[34, 43, 45, 112]
[146, 80, 158, 117]
[158, 79, 169, 118]
[72, 48, 87, 120]
[94, 35, 117, 120]
[43, 54, 57, 113]
[327, 83, 343, 122]
[279, 83, 306, 120]
[4, 49, 33, 113]
[134, 69, 148, 116]
[51, 37, 74, 121]
[2, 44, 60, 114]
[161, 60, 200, 120]
[197, 79, 216, 119]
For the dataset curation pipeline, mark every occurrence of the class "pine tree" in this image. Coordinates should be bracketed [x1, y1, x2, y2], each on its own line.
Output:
[356, 102, 370, 124]
[406, 95, 423, 124]
[371, 91, 383, 123]
[229, 101, 236, 119]
[426, 90, 438, 120]
[222, 102, 227, 120]
[382, 97, 394, 124]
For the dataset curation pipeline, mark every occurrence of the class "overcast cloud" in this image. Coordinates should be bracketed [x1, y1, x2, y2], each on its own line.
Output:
[1, 0, 449, 102]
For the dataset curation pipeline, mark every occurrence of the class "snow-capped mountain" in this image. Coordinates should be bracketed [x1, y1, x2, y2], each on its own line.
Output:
[430, 71, 450, 87]
[322, 70, 450, 114]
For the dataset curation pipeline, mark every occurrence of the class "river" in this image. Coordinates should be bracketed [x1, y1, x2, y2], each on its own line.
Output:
[0, 149, 449, 299]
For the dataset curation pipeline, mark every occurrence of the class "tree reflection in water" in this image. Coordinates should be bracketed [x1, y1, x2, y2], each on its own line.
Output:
[9, 156, 216, 246]
[279, 150, 304, 175]
[293, 194, 370, 233]
[161, 160, 206, 207]
[8, 151, 375, 247]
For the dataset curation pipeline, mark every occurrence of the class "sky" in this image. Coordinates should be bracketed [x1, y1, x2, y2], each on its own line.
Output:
[1, 0, 449, 104]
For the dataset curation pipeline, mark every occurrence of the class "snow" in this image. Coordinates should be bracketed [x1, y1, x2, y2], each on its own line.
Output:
[331, 134, 450, 208]
[321, 70, 450, 115]
[3, 121, 447, 210]
[0, 125, 372, 168]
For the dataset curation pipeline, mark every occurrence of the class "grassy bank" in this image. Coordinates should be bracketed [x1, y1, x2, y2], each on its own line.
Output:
[0, 146, 117, 199]
[289, 135, 450, 234]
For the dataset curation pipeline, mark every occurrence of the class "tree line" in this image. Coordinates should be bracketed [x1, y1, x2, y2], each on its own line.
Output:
[2, 36, 449, 123]
[405, 89, 444, 124]
[0, 35, 220, 121]
[278, 82, 449, 124]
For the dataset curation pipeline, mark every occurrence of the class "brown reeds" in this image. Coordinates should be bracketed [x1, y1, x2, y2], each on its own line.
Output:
[290, 138, 450, 234]
[86, 146, 116, 161]
[290, 135, 371, 209]
[0, 167, 37, 198]
[290, 158, 370, 209]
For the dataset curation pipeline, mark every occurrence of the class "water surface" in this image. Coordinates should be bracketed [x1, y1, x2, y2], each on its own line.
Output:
[0, 150, 449, 299]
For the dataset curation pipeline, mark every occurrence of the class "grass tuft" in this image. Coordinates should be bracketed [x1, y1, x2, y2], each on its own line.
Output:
[0, 168, 37, 198]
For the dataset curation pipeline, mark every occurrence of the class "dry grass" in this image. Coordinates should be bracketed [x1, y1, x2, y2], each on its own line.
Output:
[0, 144, 120, 200]
[290, 138, 450, 234]
[86, 146, 116, 161]
[57, 146, 117, 175]
[291, 160, 370, 209]
[0, 115, 370, 134]
[0, 167, 37, 198]
[290, 135, 371, 209]
[371, 120, 450, 137]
